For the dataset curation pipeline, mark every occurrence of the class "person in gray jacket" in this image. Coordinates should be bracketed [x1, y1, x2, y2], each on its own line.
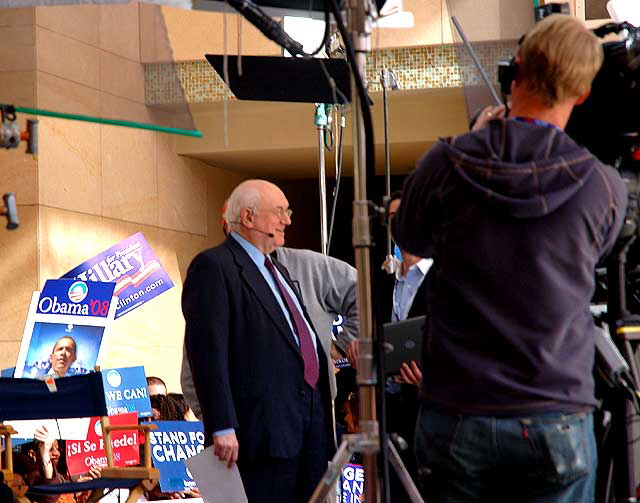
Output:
[181, 208, 359, 417]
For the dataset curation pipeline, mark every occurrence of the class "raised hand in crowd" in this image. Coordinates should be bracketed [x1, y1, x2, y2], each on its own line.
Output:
[34, 426, 56, 480]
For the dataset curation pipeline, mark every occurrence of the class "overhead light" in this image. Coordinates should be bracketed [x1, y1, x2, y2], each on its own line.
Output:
[374, 11, 414, 29]
[607, 0, 640, 26]
[282, 16, 327, 57]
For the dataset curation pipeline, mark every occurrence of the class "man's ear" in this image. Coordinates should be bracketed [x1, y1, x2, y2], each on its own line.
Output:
[575, 88, 591, 106]
[240, 207, 253, 227]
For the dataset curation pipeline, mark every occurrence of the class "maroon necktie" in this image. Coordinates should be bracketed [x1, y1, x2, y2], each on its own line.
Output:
[264, 257, 319, 388]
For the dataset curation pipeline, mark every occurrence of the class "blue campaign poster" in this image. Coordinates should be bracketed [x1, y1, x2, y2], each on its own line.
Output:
[340, 464, 365, 503]
[149, 421, 205, 492]
[14, 279, 117, 379]
[20, 322, 104, 378]
[102, 367, 153, 418]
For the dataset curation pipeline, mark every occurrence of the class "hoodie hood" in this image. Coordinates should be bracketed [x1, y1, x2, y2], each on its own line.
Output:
[441, 119, 598, 218]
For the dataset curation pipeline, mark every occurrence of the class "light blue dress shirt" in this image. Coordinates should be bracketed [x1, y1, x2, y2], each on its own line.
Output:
[392, 258, 433, 322]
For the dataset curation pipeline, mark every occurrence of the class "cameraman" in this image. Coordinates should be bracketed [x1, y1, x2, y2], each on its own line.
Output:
[393, 15, 627, 502]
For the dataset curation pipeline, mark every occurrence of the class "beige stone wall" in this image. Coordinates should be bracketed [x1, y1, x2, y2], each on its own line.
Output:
[0, 5, 246, 391]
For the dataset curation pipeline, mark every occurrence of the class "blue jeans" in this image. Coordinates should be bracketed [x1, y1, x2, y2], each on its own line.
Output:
[415, 407, 597, 503]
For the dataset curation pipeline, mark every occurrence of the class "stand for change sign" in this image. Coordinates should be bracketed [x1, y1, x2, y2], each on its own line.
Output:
[340, 464, 365, 503]
[149, 421, 205, 492]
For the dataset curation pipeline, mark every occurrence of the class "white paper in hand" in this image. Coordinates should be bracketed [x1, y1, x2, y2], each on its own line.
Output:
[185, 445, 247, 503]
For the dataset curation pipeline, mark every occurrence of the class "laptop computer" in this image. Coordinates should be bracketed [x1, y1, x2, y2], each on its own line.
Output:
[383, 315, 426, 375]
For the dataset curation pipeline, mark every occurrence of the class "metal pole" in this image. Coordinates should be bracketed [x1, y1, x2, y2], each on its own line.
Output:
[315, 104, 329, 255]
[381, 70, 392, 257]
[450, 16, 502, 106]
[347, 0, 378, 500]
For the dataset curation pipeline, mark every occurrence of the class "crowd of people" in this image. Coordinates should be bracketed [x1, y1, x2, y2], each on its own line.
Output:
[1, 376, 198, 503]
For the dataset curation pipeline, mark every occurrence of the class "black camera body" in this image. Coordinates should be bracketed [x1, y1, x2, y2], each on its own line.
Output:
[566, 23, 640, 166]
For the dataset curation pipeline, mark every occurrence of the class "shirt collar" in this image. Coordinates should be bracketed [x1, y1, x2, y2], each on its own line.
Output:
[395, 257, 433, 280]
[230, 231, 267, 268]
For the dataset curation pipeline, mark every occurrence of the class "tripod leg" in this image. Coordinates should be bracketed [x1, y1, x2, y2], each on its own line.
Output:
[308, 439, 355, 503]
[387, 439, 424, 503]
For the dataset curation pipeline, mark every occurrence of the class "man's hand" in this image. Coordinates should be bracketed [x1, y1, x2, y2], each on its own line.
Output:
[399, 361, 422, 387]
[213, 432, 239, 468]
[471, 104, 507, 132]
[346, 339, 359, 369]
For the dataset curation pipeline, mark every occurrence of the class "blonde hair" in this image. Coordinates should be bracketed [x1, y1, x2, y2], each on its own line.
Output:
[517, 15, 603, 107]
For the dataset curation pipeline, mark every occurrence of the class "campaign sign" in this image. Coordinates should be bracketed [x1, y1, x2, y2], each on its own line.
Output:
[341, 464, 365, 503]
[149, 421, 205, 492]
[102, 367, 153, 418]
[14, 279, 117, 379]
[66, 412, 140, 476]
[62, 232, 174, 319]
[38, 279, 115, 318]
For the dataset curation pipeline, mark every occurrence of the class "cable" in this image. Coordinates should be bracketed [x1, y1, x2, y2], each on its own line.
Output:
[327, 106, 345, 253]
[309, 5, 331, 57]
[325, 0, 376, 182]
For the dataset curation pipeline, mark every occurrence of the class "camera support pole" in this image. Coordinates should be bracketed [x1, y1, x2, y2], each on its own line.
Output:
[308, 1, 424, 502]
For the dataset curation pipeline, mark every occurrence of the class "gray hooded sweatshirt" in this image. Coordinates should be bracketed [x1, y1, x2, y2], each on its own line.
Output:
[393, 119, 627, 415]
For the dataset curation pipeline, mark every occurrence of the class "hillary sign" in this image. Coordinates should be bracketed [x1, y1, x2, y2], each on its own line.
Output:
[62, 232, 174, 319]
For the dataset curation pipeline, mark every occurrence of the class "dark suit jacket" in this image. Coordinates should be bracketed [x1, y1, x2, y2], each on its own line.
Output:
[182, 237, 334, 464]
[407, 273, 429, 319]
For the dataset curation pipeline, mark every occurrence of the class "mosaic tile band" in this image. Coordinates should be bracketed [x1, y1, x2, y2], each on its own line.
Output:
[145, 41, 518, 105]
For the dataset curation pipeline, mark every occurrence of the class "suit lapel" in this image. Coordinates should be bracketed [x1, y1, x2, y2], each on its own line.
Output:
[273, 255, 328, 363]
[225, 239, 302, 358]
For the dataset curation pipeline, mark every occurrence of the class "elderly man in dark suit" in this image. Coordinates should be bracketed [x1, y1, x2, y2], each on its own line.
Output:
[182, 179, 334, 503]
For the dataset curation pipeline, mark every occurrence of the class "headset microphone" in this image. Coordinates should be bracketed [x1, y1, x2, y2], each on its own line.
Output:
[252, 228, 275, 238]
[229, 220, 275, 238]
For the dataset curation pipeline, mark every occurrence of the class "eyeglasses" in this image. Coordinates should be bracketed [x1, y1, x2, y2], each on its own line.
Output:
[251, 207, 293, 219]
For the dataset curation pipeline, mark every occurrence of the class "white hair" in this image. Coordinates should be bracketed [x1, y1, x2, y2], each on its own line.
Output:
[224, 180, 266, 230]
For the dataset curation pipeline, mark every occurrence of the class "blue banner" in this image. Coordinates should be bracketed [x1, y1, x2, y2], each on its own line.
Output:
[102, 367, 153, 418]
[341, 464, 365, 503]
[38, 279, 115, 318]
[62, 232, 174, 319]
[149, 421, 205, 492]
